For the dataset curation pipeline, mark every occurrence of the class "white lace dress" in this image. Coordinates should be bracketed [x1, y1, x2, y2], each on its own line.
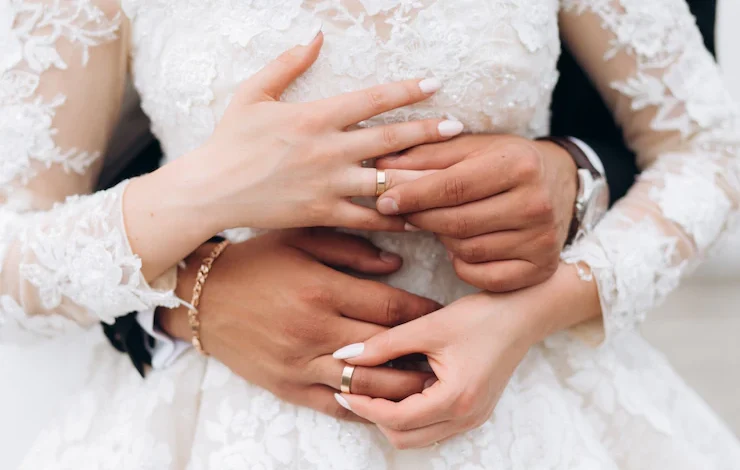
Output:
[4, 0, 740, 468]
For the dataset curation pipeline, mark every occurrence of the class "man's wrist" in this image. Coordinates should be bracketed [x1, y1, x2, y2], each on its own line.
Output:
[156, 244, 213, 342]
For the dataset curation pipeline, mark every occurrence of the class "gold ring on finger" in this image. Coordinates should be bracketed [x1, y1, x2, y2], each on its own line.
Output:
[375, 169, 387, 197]
[341, 365, 356, 394]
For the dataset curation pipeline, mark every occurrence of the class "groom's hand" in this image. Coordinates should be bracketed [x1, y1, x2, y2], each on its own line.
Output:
[376, 134, 576, 292]
[157, 229, 440, 422]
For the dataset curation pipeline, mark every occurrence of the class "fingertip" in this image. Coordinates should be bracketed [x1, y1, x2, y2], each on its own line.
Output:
[376, 196, 399, 215]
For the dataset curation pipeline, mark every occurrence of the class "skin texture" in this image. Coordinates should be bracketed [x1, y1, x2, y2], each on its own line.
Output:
[157, 229, 441, 422]
[123, 33, 460, 281]
[338, 263, 601, 448]
[377, 134, 578, 292]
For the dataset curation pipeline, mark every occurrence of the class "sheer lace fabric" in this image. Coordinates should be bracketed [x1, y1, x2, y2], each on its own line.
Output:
[2, 0, 740, 468]
[0, 0, 179, 344]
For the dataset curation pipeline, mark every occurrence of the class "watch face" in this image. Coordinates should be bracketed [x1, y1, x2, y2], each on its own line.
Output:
[582, 179, 608, 231]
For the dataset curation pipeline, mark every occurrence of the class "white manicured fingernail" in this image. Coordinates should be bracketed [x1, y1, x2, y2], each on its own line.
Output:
[333, 343, 365, 359]
[405, 223, 421, 232]
[419, 78, 442, 94]
[438, 120, 464, 137]
[377, 197, 399, 215]
[423, 378, 438, 390]
[299, 20, 323, 46]
[335, 393, 352, 411]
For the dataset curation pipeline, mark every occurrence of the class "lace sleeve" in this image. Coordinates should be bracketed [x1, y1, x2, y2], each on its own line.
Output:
[0, 1, 180, 344]
[558, 0, 740, 342]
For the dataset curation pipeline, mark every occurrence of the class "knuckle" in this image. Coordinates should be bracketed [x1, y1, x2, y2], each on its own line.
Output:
[442, 176, 467, 205]
[452, 390, 478, 417]
[296, 285, 334, 306]
[527, 194, 555, 221]
[451, 214, 470, 238]
[365, 89, 388, 114]
[381, 126, 400, 150]
[509, 145, 542, 181]
[458, 240, 487, 263]
[383, 295, 404, 326]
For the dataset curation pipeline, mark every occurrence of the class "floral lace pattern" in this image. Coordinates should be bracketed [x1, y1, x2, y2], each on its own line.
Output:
[0, 1, 181, 346]
[560, 0, 740, 340]
[0, 0, 120, 189]
[8, 0, 740, 468]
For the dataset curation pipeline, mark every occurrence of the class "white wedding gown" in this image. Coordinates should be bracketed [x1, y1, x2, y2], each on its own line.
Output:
[4, 0, 740, 468]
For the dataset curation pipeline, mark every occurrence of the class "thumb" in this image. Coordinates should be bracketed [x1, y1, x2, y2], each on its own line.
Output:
[332, 320, 429, 367]
[236, 23, 323, 103]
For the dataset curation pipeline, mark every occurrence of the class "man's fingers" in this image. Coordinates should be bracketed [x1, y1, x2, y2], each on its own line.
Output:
[291, 384, 368, 423]
[376, 139, 470, 171]
[313, 357, 434, 401]
[338, 168, 435, 198]
[375, 156, 518, 215]
[404, 193, 528, 238]
[287, 228, 403, 275]
[236, 29, 323, 103]
[329, 201, 407, 232]
[321, 78, 442, 128]
[376, 134, 512, 171]
[335, 278, 442, 327]
[452, 258, 552, 292]
[438, 231, 529, 264]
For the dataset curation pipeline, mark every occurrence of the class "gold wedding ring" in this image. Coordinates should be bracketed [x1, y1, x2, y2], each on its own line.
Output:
[375, 169, 387, 196]
[341, 365, 356, 394]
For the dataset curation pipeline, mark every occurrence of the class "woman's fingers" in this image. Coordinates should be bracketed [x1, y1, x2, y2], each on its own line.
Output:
[291, 384, 368, 423]
[337, 380, 452, 430]
[313, 357, 434, 401]
[338, 168, 436, 198]
[339, 119, 464, 161]
[332, 315, 434, 366]
[378, 421, 460, 449]
[235, 28, 323, 104]
[321, 78, 442, 128]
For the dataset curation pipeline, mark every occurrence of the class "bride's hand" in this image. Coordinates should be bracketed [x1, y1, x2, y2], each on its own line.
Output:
[162, 31, 462, 233]
[332, 265, 601, 448]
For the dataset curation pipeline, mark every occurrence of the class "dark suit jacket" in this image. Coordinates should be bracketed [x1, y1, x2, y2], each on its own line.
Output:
[551, 0, 716, 205]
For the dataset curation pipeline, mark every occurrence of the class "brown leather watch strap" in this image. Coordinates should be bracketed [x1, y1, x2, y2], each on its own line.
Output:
[536, 136, 596, 245]
[537, 136, 600, 179]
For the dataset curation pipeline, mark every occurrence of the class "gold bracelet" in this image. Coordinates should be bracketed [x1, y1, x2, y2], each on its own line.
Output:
[188, 239, 230, 355]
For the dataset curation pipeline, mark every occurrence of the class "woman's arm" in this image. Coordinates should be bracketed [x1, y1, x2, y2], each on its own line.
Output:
[0, 3, 462, 344]
[558, 0, 740, 342]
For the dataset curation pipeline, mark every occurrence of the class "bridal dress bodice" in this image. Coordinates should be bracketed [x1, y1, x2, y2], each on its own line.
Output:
[4, 1, 740, 469]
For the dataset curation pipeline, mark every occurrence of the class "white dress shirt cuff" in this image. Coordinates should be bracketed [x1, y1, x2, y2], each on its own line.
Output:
[136, 309, 191, 370]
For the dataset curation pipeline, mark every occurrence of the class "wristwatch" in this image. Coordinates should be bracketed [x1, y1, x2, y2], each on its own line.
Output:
[536, 136, 609, 244]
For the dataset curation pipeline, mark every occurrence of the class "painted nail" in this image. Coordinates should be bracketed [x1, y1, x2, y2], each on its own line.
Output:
[377, 197, 399, 215]
[438, 120, 464, 137]
[379, 251, 400, 263]
[423, 378, 438, 390]
[419, 78, 442, 94]
[335, 393, 352, 411]
[299, 20, 323, 46]
[404, 223, 421, 232]
[333, 343, 365, 360]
